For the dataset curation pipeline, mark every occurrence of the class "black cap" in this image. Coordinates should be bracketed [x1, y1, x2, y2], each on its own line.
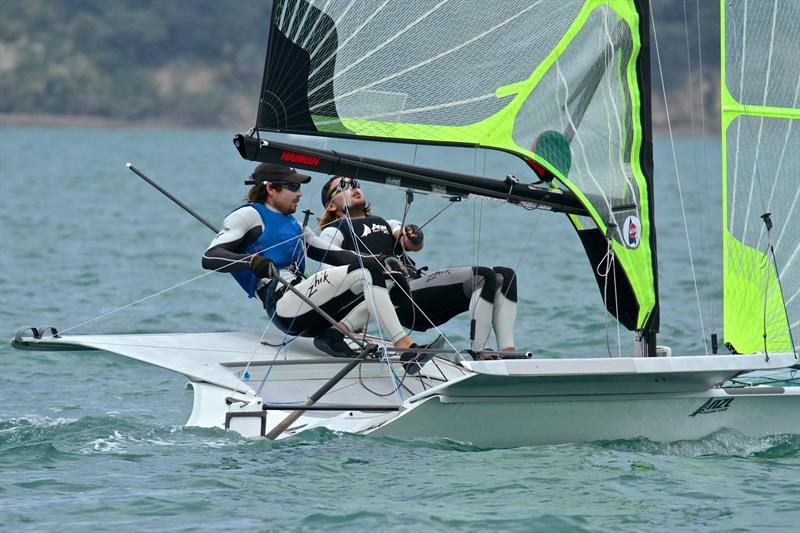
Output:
[245, 163, 311, 186]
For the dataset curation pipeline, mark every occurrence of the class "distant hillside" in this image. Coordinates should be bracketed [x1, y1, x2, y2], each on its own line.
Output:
[649, 0, 721, 133]
[1, 0, 721, 132]
[0, 0, 270, 127]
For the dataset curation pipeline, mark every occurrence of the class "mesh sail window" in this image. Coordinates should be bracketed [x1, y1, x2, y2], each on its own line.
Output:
[256, 0, 657, 330]
[722, 0, 800, 354]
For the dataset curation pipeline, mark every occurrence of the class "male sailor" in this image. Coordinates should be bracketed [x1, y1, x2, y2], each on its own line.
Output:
[201, 163, 418, 357]
[313, 175, 518, 356]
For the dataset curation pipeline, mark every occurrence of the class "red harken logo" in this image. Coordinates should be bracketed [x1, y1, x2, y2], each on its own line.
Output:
[280, 151, 321, 167]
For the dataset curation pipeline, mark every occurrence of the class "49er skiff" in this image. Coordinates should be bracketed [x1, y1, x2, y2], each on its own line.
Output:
[13, 0, 800, 448]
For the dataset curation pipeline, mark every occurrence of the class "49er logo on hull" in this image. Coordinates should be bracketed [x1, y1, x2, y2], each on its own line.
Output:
[689, 397, 734, 417]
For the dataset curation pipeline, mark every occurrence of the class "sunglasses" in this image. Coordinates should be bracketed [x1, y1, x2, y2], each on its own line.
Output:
[326, 178, 360, 204]
[272, 181, 302, 192]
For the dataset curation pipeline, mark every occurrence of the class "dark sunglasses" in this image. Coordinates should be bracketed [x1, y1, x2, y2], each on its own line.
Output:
[272, 181, 302, 192]
[326, 178, 360, 203]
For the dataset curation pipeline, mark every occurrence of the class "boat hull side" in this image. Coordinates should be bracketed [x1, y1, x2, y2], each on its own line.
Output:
[365, 387, 800, 448]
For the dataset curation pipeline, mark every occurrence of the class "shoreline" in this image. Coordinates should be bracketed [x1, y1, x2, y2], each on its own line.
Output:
[0, 113, 249, 131]
[1, 112, 718, 137]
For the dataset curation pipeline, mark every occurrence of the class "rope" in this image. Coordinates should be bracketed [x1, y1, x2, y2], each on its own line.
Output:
[597, 237, 622, 358]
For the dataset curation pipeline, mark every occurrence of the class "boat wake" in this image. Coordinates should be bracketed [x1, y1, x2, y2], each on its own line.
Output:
[595, 428, 800, 459]
[0, 416, 247, 461]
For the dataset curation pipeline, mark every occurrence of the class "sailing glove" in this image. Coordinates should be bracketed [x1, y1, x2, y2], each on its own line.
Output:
[405, 224, 423, 246]
[250, 255, 276, 279]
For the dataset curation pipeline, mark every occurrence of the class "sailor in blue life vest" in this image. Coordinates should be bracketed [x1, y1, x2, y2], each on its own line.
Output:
[201, 163, 420, 357]
[313, 176, 518, 358]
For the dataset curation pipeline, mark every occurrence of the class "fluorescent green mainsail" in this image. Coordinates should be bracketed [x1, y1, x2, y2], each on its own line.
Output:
[722, 0, 799, 354]
[260, 0, 657, 330]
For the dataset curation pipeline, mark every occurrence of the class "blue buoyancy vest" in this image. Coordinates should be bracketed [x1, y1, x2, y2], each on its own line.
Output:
[231, 202, 306, 298]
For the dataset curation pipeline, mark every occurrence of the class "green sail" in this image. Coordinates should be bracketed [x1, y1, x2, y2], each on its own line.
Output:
[258, 0, 657, 331]
[721, 0, 800, 354]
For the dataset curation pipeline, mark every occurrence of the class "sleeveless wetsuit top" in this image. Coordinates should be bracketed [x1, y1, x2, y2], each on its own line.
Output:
[231, 202, 305, 297]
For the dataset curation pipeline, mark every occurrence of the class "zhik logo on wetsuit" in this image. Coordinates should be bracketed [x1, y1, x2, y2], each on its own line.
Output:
[307, 270, 331, 297]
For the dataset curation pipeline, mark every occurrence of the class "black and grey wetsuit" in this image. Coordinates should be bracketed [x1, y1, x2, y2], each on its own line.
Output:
[202, 203, 408, 341]
[318, 215, 518, 351]
[399, 266, 517, 351]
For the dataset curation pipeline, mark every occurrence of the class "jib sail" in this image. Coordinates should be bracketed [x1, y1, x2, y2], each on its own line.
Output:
[722, 0, 799, 354]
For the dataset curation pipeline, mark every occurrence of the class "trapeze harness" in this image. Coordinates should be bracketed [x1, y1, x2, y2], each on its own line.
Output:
[317, 215, 518, 351]
[202, 203, 408, 342]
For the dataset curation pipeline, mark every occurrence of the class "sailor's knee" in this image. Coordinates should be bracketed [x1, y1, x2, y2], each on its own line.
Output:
[493, 266, 518, 301]
[347, 262, 385, 289]
[468, 266, 496, 300]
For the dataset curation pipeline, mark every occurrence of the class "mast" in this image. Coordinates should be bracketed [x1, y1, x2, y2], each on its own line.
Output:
[635, 0, 659, 356]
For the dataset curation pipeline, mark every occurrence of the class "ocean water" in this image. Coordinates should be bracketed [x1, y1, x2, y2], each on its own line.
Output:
[1, 126, 798, 531]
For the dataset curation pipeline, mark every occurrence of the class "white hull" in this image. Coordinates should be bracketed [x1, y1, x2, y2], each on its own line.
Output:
[12, 329, 800, 448]
[364, 387, 800, 448]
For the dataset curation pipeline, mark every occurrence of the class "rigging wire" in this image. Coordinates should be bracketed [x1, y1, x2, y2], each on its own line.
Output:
[417, 199, 457, 231]
[340, 195, 405, 404]
[651, 8, 708, 353]
[254, 192, 321, 396]
[760, 214, 798, 358]
[33, 222, 328, 342]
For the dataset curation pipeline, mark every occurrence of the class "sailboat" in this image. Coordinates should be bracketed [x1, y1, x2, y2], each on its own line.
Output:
[12, 0, 799, 448]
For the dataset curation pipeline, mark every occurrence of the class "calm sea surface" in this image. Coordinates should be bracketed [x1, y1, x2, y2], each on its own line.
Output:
[1, 127, 798, 531]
